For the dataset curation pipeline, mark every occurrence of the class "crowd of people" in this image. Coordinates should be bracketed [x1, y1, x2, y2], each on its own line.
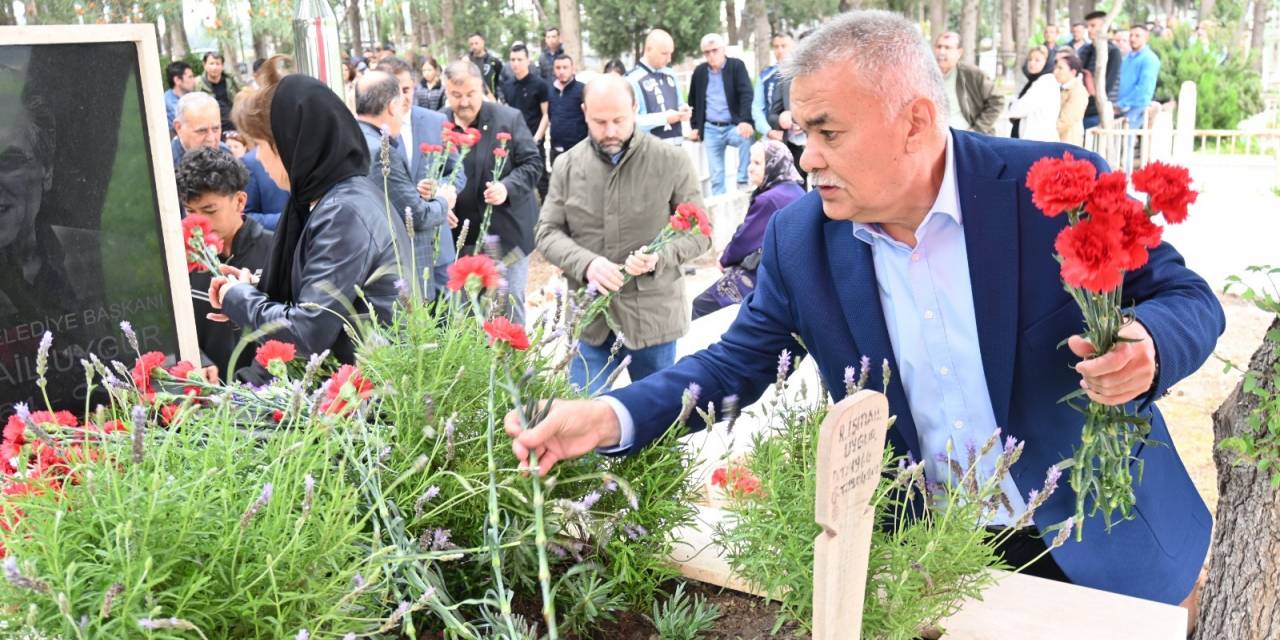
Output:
[158, 15, 1169, 390]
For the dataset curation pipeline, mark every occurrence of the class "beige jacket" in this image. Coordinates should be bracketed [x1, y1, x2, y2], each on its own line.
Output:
[536, 132, 710, 348]
[1058, 77, 1088, 147]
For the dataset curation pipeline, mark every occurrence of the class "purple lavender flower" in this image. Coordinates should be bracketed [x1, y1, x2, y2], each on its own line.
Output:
[444, 415, 456, 462]
[776, 349, 792, 384]
[602, 476, 618, 492]
[431, 528, 453, 550]
[35, 331, 52, 384]
[1044, 465, 1062, 493]
[301, 474, 316, 516]
[623, 524, 648, 540]
[137, 618, 197, 631]
[120, 321, 139, 354]
[585, 282, 599, 298]
[859, 354, 872, 382]
[13, 402, 30, 424]
[394, 278, 409, 297]
[575, 490, 602, 513]
[964, 441, 978, 467]
[343, 634, 356, 640]
[352, 573, 367, 590]
[1004, 435, 1019, 454]
[843, 366, 856, 394]
[4, 557, 49, 593]
[1051, 517, 1075, 548]
[240, 483, 274, 529]
[296, 630, 310, 640]
[934, 452, 950, 464]
[130, 405, 147, 464]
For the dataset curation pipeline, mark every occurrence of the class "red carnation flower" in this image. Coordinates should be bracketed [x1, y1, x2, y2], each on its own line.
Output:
[464, 127, 482, 146]
[321, 365, 374, 415]
[255, 340, 297, 369]
[734, 473, 762, 496]
[159, 404, 181, 426]
[1054, 217, 1126, 293]
[1085, 171, 1131, 225]
[711, 467, 727, 487]
[99, 419, 127, 434]
[419, 142, 431, 155]
[446, 255, 502, 292]
[496, 131, 512, 142]
[670, 202, 711, 235]
[1025, 152, 1097, 217]
[131, 351, 168, 398]
[1115, 199, 1163, 271]
[1132, 161, 1197, 224]
[669, 214, 691, 232]
[442, 121, 456, 132]
[166, 360, 202, 396]
[483, 317, 531, 351]
[181, 214, 225, 272]
[272, 409, 285, 423]
[493, 147, 508, 159]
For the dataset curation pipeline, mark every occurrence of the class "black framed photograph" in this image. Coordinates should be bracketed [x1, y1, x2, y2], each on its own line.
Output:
[0, 24, 198, 414]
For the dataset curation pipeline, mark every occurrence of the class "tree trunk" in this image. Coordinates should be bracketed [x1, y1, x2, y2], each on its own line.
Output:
[167, 4, 189, 59]
[1200, 0, 1216, 23]
[253, 29, 270, 61]
[1194, 317, 1280, 640]
[1250, 0, 1267, 66]
[1094, 0, 1122, 128]
[1029, 0, 1041, 42]
[961, 0, 979, 65]
[726, 0, 740, 46]
[441, 0, 456, 57]
[558, 0, 582, 70]
[1047, 0, 1059, 27]
[1000, 0, 1015, 77]
[1014, 0, 1030, 72]
[930, 0, 949, 38]
[1069, 0, 1084, 26]
[751, 0, 770, 77]
[347, 0, 363, 54]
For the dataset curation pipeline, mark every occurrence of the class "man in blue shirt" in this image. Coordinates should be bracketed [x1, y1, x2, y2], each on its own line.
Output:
[506, 10, 1222, 616]
[752, 33, 792, 142]
[163, 60, 196, 134]
[1116, 25, 1161, 130]
[687, 33, 755, 195]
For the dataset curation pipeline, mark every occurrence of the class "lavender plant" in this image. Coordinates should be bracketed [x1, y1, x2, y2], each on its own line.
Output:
[716, 358, 1074, 638]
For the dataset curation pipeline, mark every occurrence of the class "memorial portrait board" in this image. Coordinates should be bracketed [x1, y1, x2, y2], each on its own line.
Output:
[0, 25, 197, 414]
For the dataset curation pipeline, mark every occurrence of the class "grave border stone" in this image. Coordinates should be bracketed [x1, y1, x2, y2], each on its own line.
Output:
[3, 24, 200, 369]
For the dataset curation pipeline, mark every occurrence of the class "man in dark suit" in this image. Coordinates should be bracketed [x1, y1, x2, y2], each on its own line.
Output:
[442, 60, 543, 324]
[687, 33, 755, 195]
[506, 10, 1221, 616]
[354, 71, 451, 299]
[378, 57, 468, 299]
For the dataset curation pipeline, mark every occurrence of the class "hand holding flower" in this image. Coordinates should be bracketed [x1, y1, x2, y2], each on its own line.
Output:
[206, 265, 257, 323]
[623, 247, 659, 276]
[1068, 320, 1157, 406]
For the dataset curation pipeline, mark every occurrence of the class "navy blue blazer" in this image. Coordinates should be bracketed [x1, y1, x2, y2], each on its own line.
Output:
[405, 106, 467, 274]
[610, 130, 1224, 605]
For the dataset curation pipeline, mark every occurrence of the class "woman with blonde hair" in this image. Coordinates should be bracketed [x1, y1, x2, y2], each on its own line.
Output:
[207, 55, 410, 364]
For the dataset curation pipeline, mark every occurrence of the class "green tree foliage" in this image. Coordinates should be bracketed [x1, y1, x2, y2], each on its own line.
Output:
[579, 0, 720, 61]
[1149, 26, 1263, 130]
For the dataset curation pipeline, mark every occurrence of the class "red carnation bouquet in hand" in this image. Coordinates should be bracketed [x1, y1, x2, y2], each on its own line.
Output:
[579, 203, 713, 333]
[182, 214, 225, 274]
[1025, 154, 1197, 536]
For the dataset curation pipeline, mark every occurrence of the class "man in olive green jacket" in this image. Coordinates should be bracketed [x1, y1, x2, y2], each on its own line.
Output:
[196, 52, 244, 133]
[536, 75, 710, 394]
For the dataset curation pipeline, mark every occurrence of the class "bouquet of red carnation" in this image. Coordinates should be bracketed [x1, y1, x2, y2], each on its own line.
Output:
[1025, 154, 1197, 536]
[579, 203, 712, 332]
[182, 214, 225, 274]
[472, 131, 513, 254]
[419, 121, 479, 197]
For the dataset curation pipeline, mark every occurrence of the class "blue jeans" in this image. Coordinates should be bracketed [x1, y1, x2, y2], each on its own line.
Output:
[502, 254, 530, 326]
[569, 333, 676, 396]
[704, 123, 751, 195]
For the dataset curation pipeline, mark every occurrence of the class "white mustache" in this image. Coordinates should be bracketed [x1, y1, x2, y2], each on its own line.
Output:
[810, 172, 846, 189]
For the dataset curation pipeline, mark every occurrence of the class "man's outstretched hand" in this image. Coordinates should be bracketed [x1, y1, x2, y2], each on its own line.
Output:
[504, 399, 623, 476]
[1068, 319, 1158, 406]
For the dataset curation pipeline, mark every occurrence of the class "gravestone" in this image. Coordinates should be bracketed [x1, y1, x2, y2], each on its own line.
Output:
[813, 389, 889, 640]
[0, 25, 198, 415]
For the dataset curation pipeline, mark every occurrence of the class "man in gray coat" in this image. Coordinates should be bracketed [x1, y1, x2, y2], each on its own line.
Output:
[354, 71, 452, 298]
[536, 75, 710, 394]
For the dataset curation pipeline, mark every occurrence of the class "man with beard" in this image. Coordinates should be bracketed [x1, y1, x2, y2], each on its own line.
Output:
[535, 74, 708, 393]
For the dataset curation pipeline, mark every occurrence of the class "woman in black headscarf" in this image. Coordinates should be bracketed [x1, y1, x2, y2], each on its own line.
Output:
[208, 56, 410, 364]
[1010, 45, 1053, 139]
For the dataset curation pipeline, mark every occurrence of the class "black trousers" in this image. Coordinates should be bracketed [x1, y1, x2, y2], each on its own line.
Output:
[987, 526, 1070, 583]
[536, 145, 549, 200]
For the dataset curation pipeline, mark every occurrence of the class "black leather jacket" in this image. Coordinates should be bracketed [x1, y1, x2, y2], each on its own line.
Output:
[221, 176, 409, 364]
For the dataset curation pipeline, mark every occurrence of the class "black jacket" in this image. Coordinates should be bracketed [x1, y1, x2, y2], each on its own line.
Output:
[688, 57, 754, 135]
[766, 77, 791, 130]
[1079, 41, 1123, 118]
[191, 216, 273, 375]
[442, 101, 543, 255]
[221, 176, 410, 364]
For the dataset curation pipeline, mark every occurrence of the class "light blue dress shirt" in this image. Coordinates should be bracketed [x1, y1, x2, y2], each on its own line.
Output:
[848, 132, 1026, 526]
[705, 68, 732, 123]
[603, 133, 1027, 525]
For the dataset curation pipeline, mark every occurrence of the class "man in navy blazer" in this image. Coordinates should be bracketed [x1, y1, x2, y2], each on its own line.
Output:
[506, 11, 1222, 613]
[379, 57, 467, 299]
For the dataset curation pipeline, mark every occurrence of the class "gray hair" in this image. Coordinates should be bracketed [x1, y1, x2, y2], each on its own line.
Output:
[700, 33, 725, 51]
[354, 71, 401, 116]
[782, 10, 947, 130]
[442, 60, 483, 83]
[175, 91, 218, 124]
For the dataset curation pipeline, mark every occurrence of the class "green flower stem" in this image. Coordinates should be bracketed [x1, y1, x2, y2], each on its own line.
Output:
[528, 450, 559, 640]
[472, 149, 510, 255]
[483, 359, 520, 635]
